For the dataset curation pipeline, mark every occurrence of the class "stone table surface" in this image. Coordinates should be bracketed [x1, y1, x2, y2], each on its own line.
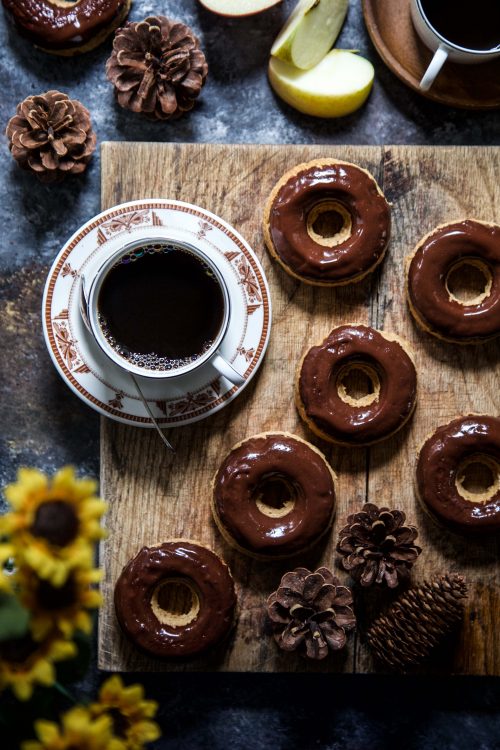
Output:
[0, 0, 499, 748]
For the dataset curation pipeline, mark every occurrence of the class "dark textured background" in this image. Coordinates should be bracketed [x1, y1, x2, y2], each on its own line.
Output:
[0, 0, 499, 747]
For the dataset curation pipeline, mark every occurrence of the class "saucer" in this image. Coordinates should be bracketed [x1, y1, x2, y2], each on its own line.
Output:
[42, 200, 271, 427]
[363, 0, 500, 109]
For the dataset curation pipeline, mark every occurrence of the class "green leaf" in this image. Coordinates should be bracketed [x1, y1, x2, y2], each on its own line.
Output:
[0, 592, 30, 641]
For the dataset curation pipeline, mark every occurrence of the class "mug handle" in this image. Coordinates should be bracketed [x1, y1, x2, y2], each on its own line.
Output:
[419, 44, 448, 91]
[212, 352, 245, 386]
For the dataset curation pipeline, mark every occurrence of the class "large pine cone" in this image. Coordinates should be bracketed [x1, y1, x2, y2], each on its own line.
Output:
[337, 503, 421, 588]
[106, 16, 208, 120]
[267, 567, 356, 660]
[367, 573, 468, 670]
[6, 91, 96, 183]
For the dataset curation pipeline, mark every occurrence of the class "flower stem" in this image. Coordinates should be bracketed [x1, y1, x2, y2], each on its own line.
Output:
[54, 681, 77, 704]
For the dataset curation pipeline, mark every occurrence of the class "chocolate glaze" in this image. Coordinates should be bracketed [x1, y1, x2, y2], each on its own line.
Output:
[408, 220, 500, 342]
[114, 542, 236, 659]
[416, 415, 500, 535]
[213, 434, 336, 556]
[299, 325, 417, 445]
[2, 0, 127, 51]
[268, 162, 391, 283]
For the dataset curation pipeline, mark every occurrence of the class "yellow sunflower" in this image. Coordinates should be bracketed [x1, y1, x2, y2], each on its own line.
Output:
[1, 467, 107, 586]
[18, 565, 102, 641]
[22, 705, 125, 750]
[0, 571, 11, 593]
[0, 629, 76, 701]
[90, 675, 161, 750]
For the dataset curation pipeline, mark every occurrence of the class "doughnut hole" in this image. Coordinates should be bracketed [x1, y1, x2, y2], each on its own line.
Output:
[455, 454, 500, 503]
[151, 577, 200, 627]
[306, 201, 352, 248]
[335, 361, 381, 407]
[445, 258, 493, 306]
[253, 474, 297, 518]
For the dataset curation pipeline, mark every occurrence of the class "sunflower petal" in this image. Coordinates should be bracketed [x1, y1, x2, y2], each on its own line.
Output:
[35, 720, 59, 744]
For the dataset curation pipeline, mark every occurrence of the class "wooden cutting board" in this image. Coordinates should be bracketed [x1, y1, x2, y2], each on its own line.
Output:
[98, 143, 500, 674]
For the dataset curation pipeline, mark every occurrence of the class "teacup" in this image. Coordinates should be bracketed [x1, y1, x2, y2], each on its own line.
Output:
[410, 0, 500, 91]
[81, 237, 245, 386]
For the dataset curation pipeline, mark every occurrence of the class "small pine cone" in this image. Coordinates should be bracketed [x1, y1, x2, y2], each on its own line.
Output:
[5, 91, 96, 183]
[267, 567, 356, 660]
[106, 16, 208, 120]
[367, 573, 468, 670]
[337, 503, 421, 588]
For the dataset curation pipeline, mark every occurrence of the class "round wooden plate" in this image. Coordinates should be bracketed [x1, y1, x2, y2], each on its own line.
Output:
[362, 0, 500, 110]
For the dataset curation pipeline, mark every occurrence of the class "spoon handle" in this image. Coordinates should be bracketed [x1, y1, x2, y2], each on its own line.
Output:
[80, 276, 175, 452]
[129, 373, 175, 453]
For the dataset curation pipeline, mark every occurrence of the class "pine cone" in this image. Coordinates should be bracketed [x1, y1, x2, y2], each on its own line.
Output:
[367, 573, 468, 670]
[106, 16, 208, 120]
[337, 503, 421, 588]
[267, 567, 356, 660]
[5, 91, 96, 183]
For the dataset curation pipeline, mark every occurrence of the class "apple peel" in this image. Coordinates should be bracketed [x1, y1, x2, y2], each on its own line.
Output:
[271, 0, 349, 70]
[268, 50, 374, 118]
[198, 0, 282, 17]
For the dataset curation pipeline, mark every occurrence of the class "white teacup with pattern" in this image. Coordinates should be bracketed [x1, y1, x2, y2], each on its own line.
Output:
[81, 237, 245, 386]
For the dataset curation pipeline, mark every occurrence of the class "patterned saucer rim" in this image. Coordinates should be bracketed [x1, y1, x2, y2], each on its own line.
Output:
[42, 199, 271, 427]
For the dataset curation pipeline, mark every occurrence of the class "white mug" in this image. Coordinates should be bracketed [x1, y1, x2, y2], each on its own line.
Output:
[410, 0, 500, 91]
[81, 237, 245, 386]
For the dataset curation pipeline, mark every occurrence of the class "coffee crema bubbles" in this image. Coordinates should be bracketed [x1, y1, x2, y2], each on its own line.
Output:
[97, 242, 225, 372]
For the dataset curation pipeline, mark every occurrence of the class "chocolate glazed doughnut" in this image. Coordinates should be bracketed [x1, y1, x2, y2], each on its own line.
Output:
[114, 541, 237, 658]
[212, 432, 336, 559]
[406, 219, 500, 344]
[416, 416, 500, 535]
[263, 159, 391, 286]
[2, 0, 131, 55]
[296, 325, 418, 446]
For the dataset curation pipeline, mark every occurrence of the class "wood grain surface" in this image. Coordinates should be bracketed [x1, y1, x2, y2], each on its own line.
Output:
[98, 143, 500, 674]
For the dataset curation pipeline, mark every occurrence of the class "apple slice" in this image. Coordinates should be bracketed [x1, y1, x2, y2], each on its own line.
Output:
[268, 50, 374, 118]
[198, 0, 282, 17]
[271, 0, 349, 70]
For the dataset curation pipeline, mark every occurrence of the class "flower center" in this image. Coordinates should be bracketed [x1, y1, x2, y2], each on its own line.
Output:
[31, 500, 79, 547]
[109, 708, 130, 738]
[0, 634, 38, 665]
[37, 577, 77, 610]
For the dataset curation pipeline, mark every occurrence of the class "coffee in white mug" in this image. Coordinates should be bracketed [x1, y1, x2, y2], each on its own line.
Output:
[411, 0, 500, 91]
[420, 0, 499, 51]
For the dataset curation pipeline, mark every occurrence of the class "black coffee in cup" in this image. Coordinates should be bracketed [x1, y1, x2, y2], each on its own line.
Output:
[97, 242, 225, 370]
[420, 0, 500, 51]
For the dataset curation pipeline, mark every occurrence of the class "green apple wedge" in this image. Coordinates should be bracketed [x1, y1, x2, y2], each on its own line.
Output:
[271, 0, 349, 70]
[268, 50, 374, 118]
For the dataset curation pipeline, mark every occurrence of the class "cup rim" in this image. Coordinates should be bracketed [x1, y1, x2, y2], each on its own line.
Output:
[86, 237, 231, 379]
[416, 0, 500, 55]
